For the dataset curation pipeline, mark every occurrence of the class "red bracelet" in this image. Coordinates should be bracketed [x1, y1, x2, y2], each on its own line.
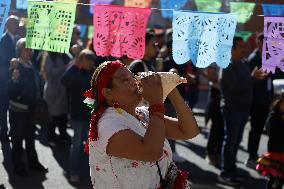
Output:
[150, 113, 165, 122]
[148, 103, 165, 115]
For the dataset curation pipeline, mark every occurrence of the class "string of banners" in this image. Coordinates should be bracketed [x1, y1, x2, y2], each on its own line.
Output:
[15, 0, 284, 17]
[1, 0, 283, 72]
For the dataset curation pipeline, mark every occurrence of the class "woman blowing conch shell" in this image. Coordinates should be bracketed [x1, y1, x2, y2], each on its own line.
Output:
[84, 61, 199, 189]
[135, 71, 188, 102]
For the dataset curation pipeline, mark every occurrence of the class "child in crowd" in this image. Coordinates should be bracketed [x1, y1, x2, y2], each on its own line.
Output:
[256, 91, 284, 189]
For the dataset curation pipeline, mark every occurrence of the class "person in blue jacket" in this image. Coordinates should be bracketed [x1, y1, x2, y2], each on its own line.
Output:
[0, 15, 19, 141]
[8, 38, 47, 176]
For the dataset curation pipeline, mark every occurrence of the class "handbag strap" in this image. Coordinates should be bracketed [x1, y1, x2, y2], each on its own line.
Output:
[156, 161, 167, 188]
[156, 161, 163, 180]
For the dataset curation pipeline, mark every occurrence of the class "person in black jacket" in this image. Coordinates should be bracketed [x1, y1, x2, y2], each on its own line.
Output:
[205, 64, 224, 167]
[128, 31, 158, 75]
[256, 92, 284, 189]
[8, 38, 47, 176]
[0, 15, 19, 141]
[267, 92, 284, 153]
[219, 37, 267, 186]
[61, 49, 95, 182]
[246, 34, 273, 168]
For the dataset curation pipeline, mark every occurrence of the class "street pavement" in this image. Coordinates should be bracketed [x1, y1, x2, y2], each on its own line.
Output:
[0, 91, 269, 189]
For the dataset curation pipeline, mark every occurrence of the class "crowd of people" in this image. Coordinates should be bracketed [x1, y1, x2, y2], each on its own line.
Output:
[0, 14, 284, 188]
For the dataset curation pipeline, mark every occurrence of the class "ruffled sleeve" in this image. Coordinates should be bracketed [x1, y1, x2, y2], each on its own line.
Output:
[97, 112, 131, 155]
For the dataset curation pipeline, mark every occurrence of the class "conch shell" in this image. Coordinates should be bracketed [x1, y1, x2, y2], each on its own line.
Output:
[135, 72, 187, 102]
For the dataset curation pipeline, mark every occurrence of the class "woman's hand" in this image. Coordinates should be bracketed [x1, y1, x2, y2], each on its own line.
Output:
[164, 87, 199, 140]
[251, 67, 268, 80]
[108, 73, 166, 162]
[140, 73, 163, 104]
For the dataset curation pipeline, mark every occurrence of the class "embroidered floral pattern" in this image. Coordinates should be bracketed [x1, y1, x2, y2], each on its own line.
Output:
[96, 165, 100, 171]
[93, 5, 151, 59]
[131, 161, 139, 168]
[262, 16, 284, 73]
[173, 11, 237, 68]
[164, 150, 169, 156]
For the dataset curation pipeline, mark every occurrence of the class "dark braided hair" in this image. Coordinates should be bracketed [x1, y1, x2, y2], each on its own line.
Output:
[84, 61, 119, 154]
[90, 61, 114, 105]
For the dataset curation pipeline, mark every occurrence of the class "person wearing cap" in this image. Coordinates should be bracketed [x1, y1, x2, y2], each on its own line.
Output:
[86, 61, 199, 188]
[128, 31, 158, 75]
[42, 52, 71, 145]
[0, 15, 20, 142]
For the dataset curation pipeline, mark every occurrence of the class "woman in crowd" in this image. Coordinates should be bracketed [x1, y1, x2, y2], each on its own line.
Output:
[204, 64, 224, 166]
[128, 31, 158, 74]
[86, 61, 199, 188]
[257, 91, 284, 189]
[43, 52, 70, 145]
[8, 38, 47, 176]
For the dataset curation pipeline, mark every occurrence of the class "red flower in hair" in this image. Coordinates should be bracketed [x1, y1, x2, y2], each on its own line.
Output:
[84, 89, 94, 99]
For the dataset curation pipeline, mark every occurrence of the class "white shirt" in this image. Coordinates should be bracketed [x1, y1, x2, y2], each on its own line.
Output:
[89, 107, 172, 189]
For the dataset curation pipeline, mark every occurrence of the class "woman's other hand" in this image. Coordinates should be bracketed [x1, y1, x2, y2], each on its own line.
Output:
[167, 87, 179, 101]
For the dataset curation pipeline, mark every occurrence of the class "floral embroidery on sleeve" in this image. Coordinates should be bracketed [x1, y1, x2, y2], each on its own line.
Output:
[164, 150, 169, 156]
[96, 165, 100, 171]
[95, 165, 107, 173]
[131, 161, 139, 168]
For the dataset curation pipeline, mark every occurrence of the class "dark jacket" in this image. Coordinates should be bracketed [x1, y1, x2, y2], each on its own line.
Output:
[221, 60, 253, 112]
[266, 110, 284, 152]
[0, 32, 19, 95]
[8, 61, 41, 112]
[61, 65, 91, 121]
[163, 56, 181, 73]
[129, 59, 156, 75]
[248, 50, 273, 108]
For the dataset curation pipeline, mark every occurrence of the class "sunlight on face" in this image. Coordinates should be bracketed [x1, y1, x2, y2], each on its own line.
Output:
[111, 67, 142, 106]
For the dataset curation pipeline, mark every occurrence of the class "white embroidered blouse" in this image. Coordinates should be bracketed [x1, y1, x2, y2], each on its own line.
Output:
[89, 106, 172, 189]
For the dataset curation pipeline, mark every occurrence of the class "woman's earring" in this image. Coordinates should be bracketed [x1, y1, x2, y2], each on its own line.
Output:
[113, 102, 123, 114]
